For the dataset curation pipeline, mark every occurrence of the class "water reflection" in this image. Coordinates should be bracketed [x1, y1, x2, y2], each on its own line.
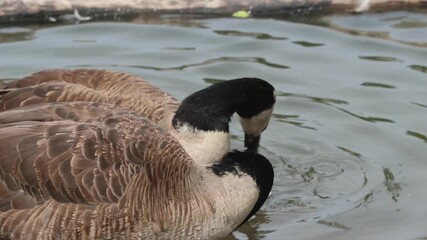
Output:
[360, 82, 396, 89]
[0, 27, 35, 43]
[411, 102, 427, 109]
[273, 91, 400, 129]
[214, 30, 287, 40]
[322, 12, 427, 47]
[392, 21, 427, 28]
[272, 113, 317, 130]
[229, 213, 274, 240]
[72, 39, 97, 43]
[292, 41, 324, 47]
[1, 14, 427, 239]
[334, 107, 394, 123]
[276, 91, 348, 105]
[312, 188, 331, 200]
[336, 146, 363, 159]
[72, 56, 289, 71]
[118, 12, 209, 28]
[354, 191, 374, 208]
[407, 130, 427, 144]
[358, 55, 403, 62]
[265, 145, 373, 213]
[301, 166, 317, 183]
[317, 220, 351, 230]
[383, 168, 402, 202]
[408, 64, 427, 74]
[161, 47, 196, 51]
[380, 16, 404, 22]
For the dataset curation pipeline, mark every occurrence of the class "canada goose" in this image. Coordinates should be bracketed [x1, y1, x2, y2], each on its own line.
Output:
[0, 69, 276, 164]
[0, 104, 274, 239]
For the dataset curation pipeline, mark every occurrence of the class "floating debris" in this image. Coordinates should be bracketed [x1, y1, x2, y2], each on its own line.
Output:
[232, 10, 251, 18]
[383, 167, 402, 202]
[318, 220, 351, 230]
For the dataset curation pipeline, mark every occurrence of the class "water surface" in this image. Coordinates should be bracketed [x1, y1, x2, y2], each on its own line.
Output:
[0, 11, 427, 240]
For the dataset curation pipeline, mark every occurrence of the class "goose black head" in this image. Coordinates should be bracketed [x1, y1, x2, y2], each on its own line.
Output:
[172, 78, 275, 151]
[232, 78, 275, 152]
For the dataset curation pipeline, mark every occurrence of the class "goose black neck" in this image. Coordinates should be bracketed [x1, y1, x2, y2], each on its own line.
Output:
[208, 150, 274, 227]
[172, 78, 275, 132]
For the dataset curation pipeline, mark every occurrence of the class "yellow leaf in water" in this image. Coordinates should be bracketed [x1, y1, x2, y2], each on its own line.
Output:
[232, 10, 251, 18]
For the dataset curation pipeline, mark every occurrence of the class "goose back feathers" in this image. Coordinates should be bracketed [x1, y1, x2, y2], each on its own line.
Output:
[0, 70, 276, 238]
[0, 69, 180, 131]
[0, 102, 274, 239]
[0, 69, 276, 160]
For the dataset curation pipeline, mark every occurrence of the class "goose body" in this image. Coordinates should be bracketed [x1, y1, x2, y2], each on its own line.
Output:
[0, 103, 274, 239]
[0, 69, 276, 164]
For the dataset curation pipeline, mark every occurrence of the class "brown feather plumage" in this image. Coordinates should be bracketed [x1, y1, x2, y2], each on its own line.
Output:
[0, 69, 180, 130]
[0, 104, 202, 238]
[0, 70, 270, 239]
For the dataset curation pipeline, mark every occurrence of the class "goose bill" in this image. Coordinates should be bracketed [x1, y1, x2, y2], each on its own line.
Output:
[240, 108, 274, 152]
[244, 133, 261, 152]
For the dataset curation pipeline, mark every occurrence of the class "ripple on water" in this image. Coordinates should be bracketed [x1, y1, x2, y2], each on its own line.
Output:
[317, 220, 351, 230]
[71, 56, 289, 71]
[322, 12, 427, 47]
[272, 113, 317, 131]
[263, 143, 383, 221]
[392, 21, 427, 28]
[161, 47, 196, 51]
[292, 41, 324, 47]
[213, 30, 287, 40]
[411, 102, 427, 109]
[382, 167, 402, 202]
[231, 213, 275, 240]
[0, 27, 35, 43]
[334, 107, 395, 124]
[406, 130, 427, 144]
[276, 91, 348, 105]
[408, 64, 427, 74]
[0, 15, 426, 239]
[358, 55, 403, 62]
[276, 91, 395, 125]
[360, 82, 396, 89]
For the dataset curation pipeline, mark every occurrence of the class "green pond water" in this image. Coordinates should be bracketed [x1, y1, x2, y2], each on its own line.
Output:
[0, 11, 427, 240]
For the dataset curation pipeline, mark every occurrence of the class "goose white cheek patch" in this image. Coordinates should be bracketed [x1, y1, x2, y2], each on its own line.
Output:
[239, 108, 274, 137]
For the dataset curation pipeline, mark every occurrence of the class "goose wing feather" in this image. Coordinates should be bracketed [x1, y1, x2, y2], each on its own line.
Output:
[0, 69, 180, 129]
[0, 106, 195, 210]
[0, 101, 136, 124]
